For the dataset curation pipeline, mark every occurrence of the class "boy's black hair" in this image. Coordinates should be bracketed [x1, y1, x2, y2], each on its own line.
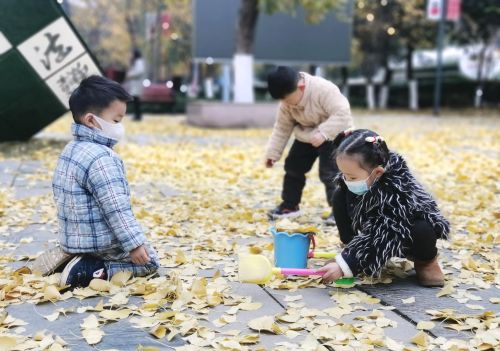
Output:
[68, 75, 132, 123]
[267, 66, 299, 99]
[332, 129, 390, 170]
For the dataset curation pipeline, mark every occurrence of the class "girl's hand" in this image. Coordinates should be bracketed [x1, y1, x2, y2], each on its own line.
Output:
[317, 261, 343, 283]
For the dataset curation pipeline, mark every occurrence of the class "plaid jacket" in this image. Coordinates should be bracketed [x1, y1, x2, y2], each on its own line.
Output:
[53, 123, 146, 254]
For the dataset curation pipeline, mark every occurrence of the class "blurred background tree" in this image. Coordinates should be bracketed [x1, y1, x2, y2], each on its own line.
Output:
[352, 0, 436, 109]
[69, 0, 191, 81]
[450, 0, 500, 107]
[233, 0, 347, 103]
[65, 0, 499, 109]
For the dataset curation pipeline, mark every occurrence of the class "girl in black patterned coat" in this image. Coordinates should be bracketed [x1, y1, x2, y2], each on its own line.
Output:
[318, 129, 450, 287]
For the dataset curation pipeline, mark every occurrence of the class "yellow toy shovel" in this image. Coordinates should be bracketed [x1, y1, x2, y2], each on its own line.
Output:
[238, 254, 354, 285]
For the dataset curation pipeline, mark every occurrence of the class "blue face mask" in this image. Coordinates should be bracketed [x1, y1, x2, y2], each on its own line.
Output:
[343, 171, 374, 196]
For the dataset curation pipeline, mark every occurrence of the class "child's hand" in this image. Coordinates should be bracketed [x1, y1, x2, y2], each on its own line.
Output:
[317, 261, 343, 283]
[310, 131, 326, 147]
[265, 159, 275, 168]
[130, 245, 150, 265]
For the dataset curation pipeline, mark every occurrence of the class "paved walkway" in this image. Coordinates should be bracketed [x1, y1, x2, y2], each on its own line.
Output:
[0, 114, 498, 350]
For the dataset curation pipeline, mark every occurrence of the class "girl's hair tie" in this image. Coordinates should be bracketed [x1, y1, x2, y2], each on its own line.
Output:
[365, 135, 385, 144]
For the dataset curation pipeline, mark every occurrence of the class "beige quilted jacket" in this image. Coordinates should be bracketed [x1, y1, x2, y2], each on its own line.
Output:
[265, 72, 353, 161]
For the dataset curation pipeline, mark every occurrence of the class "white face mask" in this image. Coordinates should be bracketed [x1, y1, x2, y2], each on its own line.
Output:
[343, 169, 376, 196]
[92, 114, 125, 142]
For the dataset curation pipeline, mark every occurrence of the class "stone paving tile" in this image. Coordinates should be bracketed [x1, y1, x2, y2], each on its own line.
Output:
[13, 177, 52, 189]
[266, 285, 421, 345]
[6, 296, 186, 350]
[0, 173, 15, 187]
[14, 186, 52, 200]
[1, 224, 58, 270]
[356, 278, 476, 340]
[0, 159, 22, 173]
[17, 160, 45, 174]
[200, 282, 308, 349]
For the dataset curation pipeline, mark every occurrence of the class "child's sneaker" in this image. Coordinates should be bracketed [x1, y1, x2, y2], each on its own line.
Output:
[267, 204, 301, 220]
[19, 244, 74, 276]
[59, 255, 107, 288]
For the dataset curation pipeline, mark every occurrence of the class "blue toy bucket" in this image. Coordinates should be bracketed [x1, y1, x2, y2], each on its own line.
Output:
[270, 227, 313, 268]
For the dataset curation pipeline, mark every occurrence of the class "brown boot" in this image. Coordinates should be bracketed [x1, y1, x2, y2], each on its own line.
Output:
[414, 256, 444, 287]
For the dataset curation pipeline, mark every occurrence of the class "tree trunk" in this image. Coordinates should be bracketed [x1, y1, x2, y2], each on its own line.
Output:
[406, 44, 418, 110]
[234, 0, 259, 103]
[378, 65, 392, 109]
[151, 3, 162, 82]
[366, 77, 375, 110]
[125, 0, 137, 49]
[474, 44, 487, 108]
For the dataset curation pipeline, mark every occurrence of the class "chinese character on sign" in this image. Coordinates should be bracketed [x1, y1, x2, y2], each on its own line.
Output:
[18, 17, 86, 79]
[46, 54, 100, 108]
[35, 32, 73, 71]
[56, 61, 88, 96]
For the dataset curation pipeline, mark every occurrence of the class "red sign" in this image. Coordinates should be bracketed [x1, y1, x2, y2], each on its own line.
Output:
[427, 0, 461, 21]
[446, 0, 461, 21]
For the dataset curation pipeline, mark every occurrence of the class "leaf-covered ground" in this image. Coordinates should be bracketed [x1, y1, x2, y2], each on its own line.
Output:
[0, 113, 498, 350]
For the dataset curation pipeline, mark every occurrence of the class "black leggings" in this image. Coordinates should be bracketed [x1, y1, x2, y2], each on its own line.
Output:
[332, 186, 438, 261]
[282, 140, 339, 208]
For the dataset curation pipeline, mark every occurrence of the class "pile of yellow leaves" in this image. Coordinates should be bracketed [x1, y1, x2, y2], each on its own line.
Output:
[0, 113, 498, 350]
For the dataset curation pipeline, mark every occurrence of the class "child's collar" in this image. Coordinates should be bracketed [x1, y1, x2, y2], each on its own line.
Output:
[71, 123, 118, 148]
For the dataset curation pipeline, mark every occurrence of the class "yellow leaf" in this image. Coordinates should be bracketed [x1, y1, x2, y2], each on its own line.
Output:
[239, 334, 259, 345]
[175, 250, 187, 265]
[150, 325, 167, 339]
[436, 284, 454, 297]
[416, 321, 435, 330]
[376, 317, 397, 328]
[110, 271, 132, 286]
[402, 297, 415, 304]
[248, 316, 283, 334]
[44, 285, 61, 301]
[81, 314, 99, 329]
[249, 245, 262, 254]
[99, 309, 132, 320]
[277, 313, 301, 323]
[190, 278, 207, 298]
[44, 311, 60, 322]
[238, 302, 262, 311]
[385, 337, 404, 351]
[82, 328, 104, 345]
[411, 331, 428, 347]
[284, 295, 303, 302]
[89, 279, 112, 292]
[137, 346, 161, 351]
[0, 336, 17, 350]
[285, 330, 300, 339]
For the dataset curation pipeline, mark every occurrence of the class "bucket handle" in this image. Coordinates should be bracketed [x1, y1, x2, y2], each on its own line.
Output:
[309, 233, 316, 251]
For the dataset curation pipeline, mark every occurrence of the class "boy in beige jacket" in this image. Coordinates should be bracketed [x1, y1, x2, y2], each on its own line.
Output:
[265, 66, 353, 224]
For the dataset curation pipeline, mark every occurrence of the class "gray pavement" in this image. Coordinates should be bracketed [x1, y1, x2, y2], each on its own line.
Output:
[0, 118, 498, 350]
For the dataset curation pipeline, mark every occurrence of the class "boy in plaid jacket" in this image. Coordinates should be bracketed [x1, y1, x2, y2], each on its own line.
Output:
[53, 76, 159, 288]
